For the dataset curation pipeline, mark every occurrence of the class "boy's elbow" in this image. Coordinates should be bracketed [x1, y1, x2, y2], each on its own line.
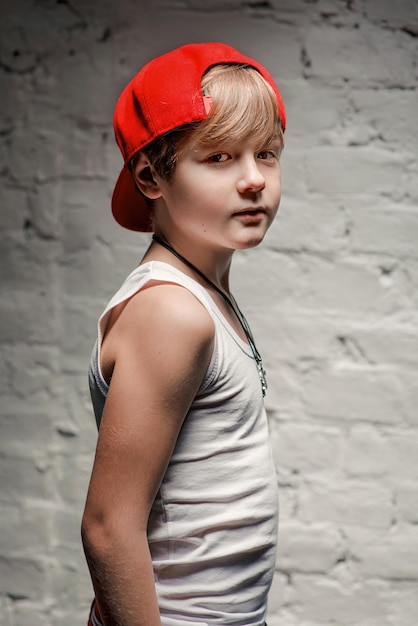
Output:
[81, 508, 105, 560]
[81, 504, 146, 562]
[81, 504, 116, 563]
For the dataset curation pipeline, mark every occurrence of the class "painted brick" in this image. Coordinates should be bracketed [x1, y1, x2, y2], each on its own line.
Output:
[348, 526, 418, 580]
[0, 401, 53, 457]
[304, 23, 417, 86]
[304, 146, 405, 196]
[289, 573, 393, 626]
[0, 234, 58, 291]
[0, 288, 58, 344]
[302, 366, 405, 424]
[270, 421, 343, 475]
[276, 522, 345, 574]
[342, 425, 390, 478]
[271, 197, 350, 254]
[383, 581, 418, 626]
[387, 432, 418, 480]
[351, 89, 418, 154]
[0, 505, 51, 556]
[341, 323, 418, 367]
[0, 557, 45, 600]
[395, 482, 418, 524]
[0, 186, 29, 231]
[350, 205, 418, 258]
[298, 478, 393, 529]
[364, 0, 418, 31]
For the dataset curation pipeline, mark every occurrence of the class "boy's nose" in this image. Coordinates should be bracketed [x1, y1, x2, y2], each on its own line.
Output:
[236, 158, 266, 194]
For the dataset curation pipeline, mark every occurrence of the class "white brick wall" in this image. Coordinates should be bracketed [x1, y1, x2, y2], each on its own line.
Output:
[0, 1, 417, 624]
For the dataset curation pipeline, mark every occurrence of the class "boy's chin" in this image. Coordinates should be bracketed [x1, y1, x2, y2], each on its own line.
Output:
[234, 235, 267, 250]
[237, 226, 271, 248]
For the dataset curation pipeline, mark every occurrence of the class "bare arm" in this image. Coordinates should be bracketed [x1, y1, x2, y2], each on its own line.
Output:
[81, 284, 214, 626]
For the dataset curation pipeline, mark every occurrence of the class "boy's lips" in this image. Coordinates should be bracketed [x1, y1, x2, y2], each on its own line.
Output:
[233, 207, 267, 219]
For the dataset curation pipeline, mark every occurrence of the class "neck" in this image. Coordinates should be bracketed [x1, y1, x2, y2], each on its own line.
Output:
[152, 234, 231, 299]
[150, 232, 233, 294]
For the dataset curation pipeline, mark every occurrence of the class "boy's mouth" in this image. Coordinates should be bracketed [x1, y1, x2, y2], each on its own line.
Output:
[233, 208, 266, 218]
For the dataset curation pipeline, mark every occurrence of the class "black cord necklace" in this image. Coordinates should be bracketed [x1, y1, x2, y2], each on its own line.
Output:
[152, 234, 267, 397]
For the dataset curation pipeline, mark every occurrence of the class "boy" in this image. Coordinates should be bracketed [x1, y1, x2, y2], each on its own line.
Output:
[82, 42, 286, 626]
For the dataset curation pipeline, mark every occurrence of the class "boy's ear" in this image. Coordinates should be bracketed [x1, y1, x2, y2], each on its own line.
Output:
[132, 152, 162, 200]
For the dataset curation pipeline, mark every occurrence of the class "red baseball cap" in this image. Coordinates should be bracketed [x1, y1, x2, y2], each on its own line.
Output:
[111, 42, 286, 231]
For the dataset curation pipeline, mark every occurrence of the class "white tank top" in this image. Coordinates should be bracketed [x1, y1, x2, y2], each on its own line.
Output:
[89, 261, 278, 626]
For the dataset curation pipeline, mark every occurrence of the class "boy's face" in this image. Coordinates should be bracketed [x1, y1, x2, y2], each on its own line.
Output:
[153, 135, 282, 252]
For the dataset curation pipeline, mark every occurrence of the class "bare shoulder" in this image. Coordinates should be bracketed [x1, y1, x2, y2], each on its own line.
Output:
[101, 281, 215, 385]
[121, 281, 215, 340]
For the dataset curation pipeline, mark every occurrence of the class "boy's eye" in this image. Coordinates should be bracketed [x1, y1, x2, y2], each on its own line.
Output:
[207, 153, 229, 163]
[257, 150, 277, 161]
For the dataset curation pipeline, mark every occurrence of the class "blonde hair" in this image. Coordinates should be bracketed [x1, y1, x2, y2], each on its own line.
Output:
[141, 63, 284, 181]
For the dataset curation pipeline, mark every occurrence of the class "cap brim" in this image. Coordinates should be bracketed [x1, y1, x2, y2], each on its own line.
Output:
[111, 164, 153, 232]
